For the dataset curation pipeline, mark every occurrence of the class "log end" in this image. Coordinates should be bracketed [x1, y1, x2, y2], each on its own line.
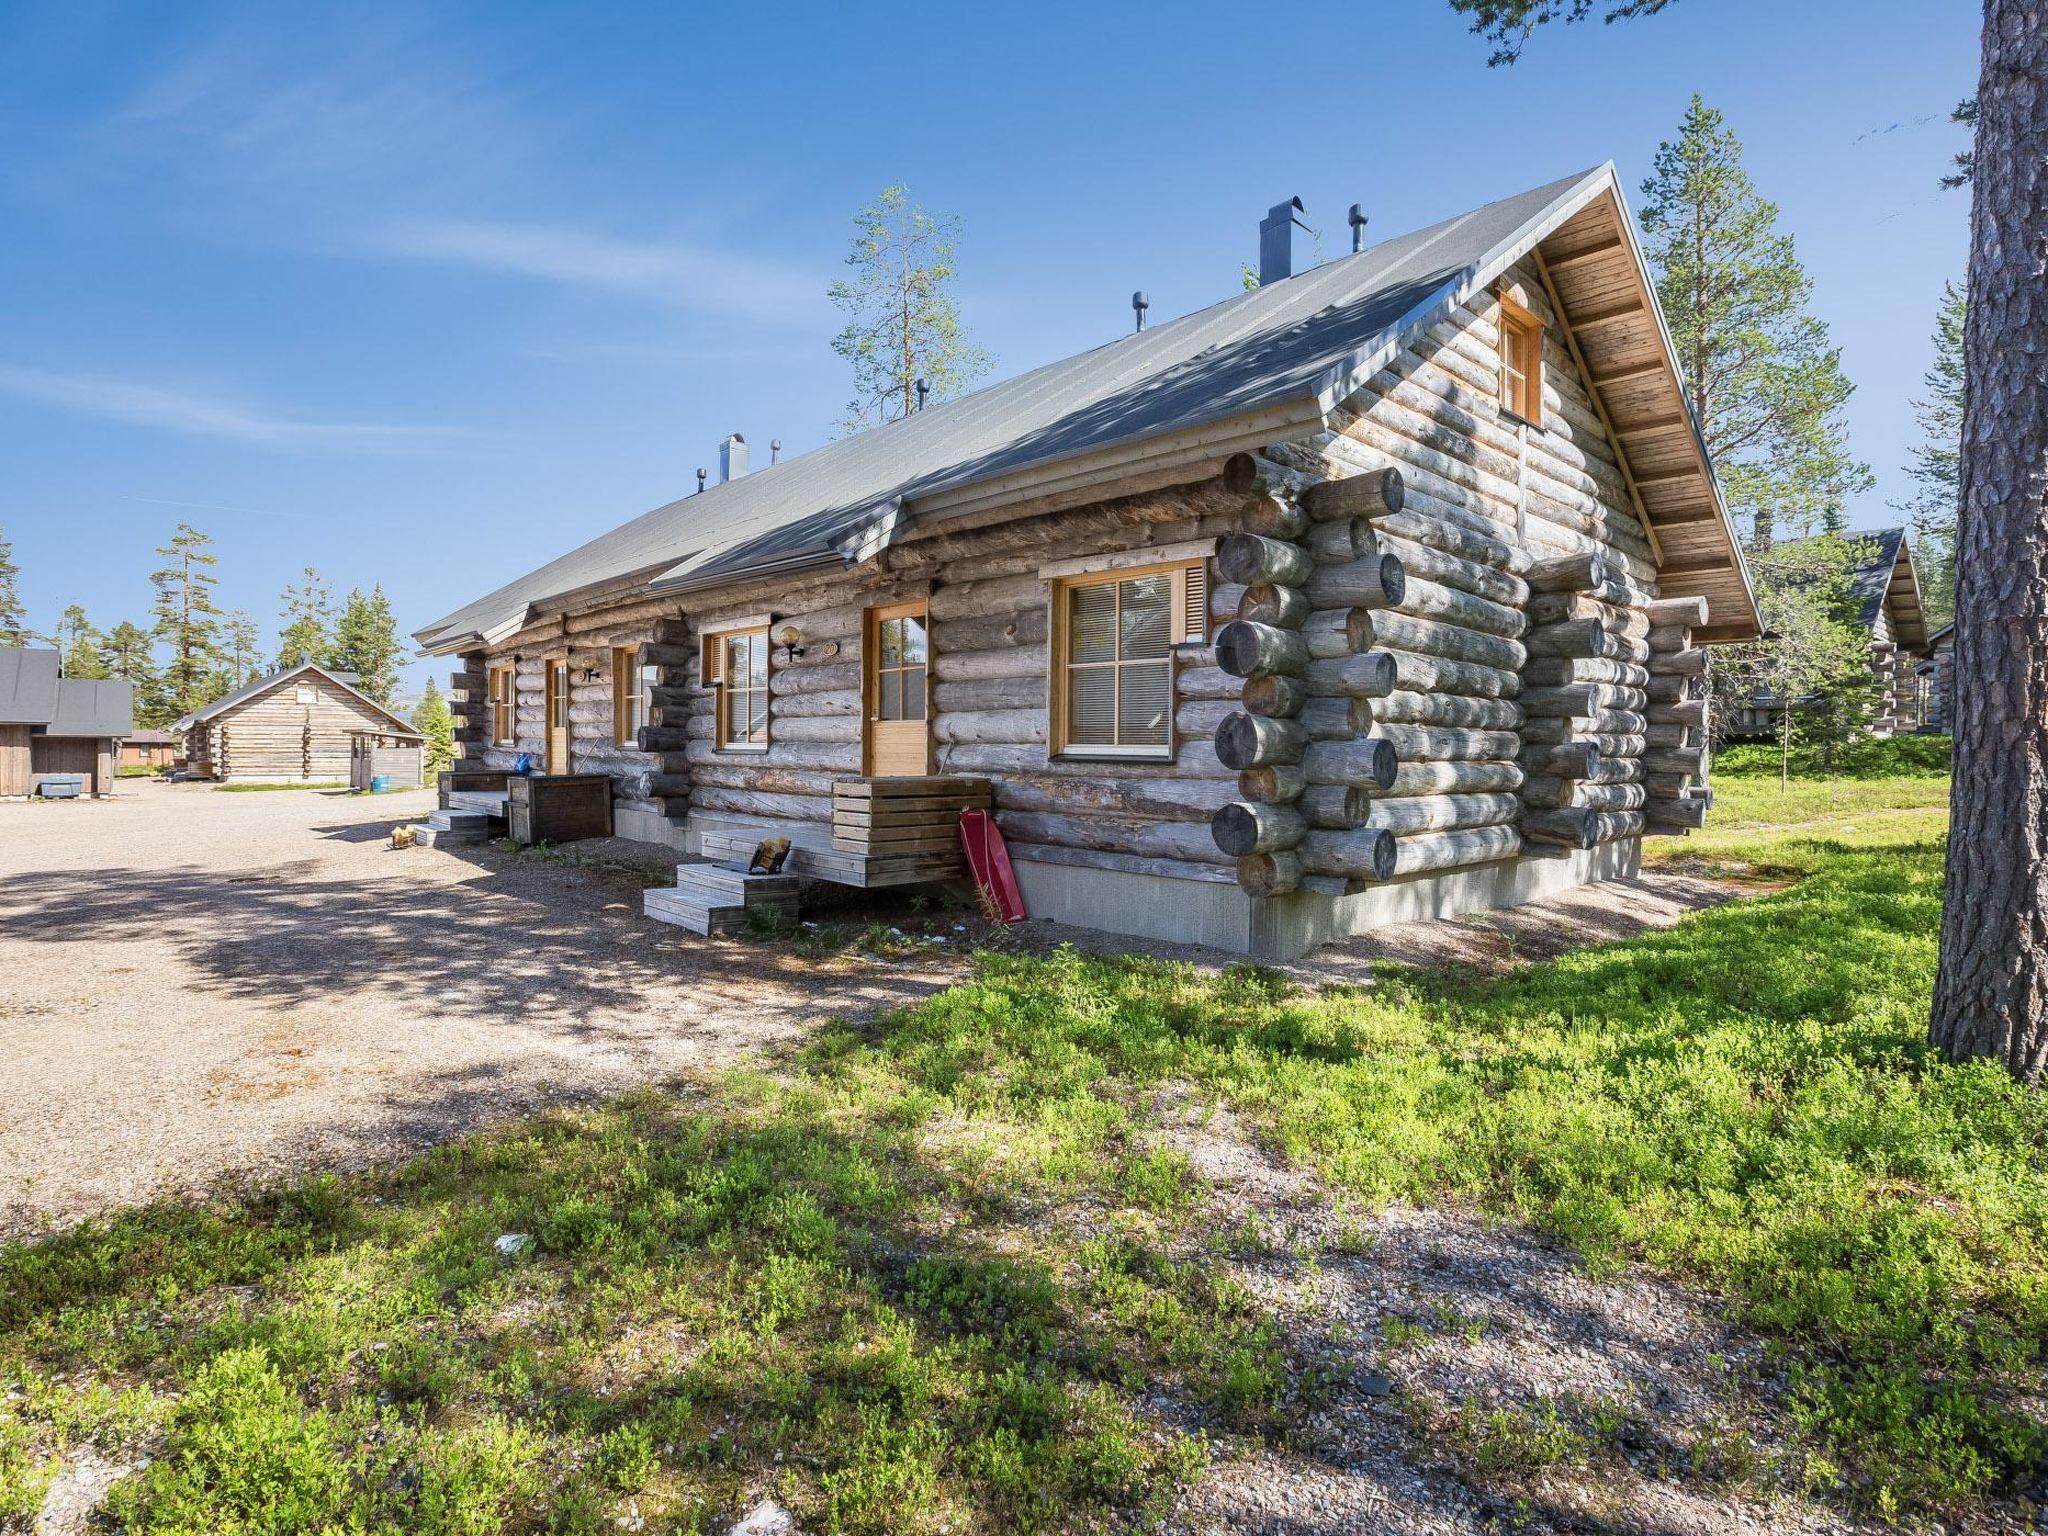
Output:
[1237, 851, 1301, 896]
[1367, 734, 1399, 791]
[1376, 467, 1405, 516]
[1378, 552, 1408, 608]
[1221, 452, 1260, 495]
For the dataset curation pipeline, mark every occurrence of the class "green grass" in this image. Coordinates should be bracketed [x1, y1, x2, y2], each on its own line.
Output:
[3, 765, 2041, 1529]
[1715, 733, 1952, 780]
[214, 781, 352, 793]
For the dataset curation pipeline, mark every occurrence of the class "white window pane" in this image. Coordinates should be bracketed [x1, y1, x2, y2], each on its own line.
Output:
[1120, 574, 1172, 660]
[1069, 583, 1116, 664]
[725, 688, 746, 741]
[902, 615, 928, 665]
[1069, 667, 1115, 745]
[746, 689, 768, 739]
[903, 666, 926, 720]
[879, 618, 902, 668]
[1119, 662, 1171, 746]
[879, 670, 902, 720]
[747, 636, 768, 687]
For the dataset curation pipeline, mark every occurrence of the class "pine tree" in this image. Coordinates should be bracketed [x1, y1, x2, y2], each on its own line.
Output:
[150, 523, 224, 718]
[1446, 0, 1675, 64]
[829, 186, 992, 432]
[0, 526, 23, 645]
[223, 610, 262, 688]
[1638, 96, 1871, 549]
[56, 605, 109, 678]
[1899, 282, 1966, 626]
[411, 677, 455, 774]
[277, 567, 333, 670]
[102, 620, 167, 725]
[327, 585, 403, 706]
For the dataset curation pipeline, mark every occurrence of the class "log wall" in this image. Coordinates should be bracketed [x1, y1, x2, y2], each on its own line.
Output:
[190, 674, 406, 782]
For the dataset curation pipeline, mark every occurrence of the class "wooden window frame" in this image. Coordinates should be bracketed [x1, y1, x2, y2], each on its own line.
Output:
[1497, 294, 1544, 426]
[487, 664, 515, 747]
[611, 646, 646, 747]
[703, 625, 770, 753]
[1048, 558, 1204, 762]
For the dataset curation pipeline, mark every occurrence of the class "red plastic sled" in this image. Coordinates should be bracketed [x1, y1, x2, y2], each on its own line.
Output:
[959, 809, 1025, 924]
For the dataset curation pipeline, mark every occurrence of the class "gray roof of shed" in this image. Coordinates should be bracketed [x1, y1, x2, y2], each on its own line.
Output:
[417, 165, 1646, 651]
[0, 647, 60, 724]
[174, 661, 411, 734]
[46, 677, 135, 738]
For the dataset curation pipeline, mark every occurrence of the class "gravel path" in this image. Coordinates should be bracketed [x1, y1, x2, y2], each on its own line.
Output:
[0, 781, 960, 1237]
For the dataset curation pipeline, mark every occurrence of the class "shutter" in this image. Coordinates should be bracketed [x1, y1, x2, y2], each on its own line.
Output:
[1180, 562, 1208, 644]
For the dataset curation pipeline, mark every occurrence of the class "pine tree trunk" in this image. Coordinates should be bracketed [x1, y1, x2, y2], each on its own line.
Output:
[1931, 0, 2048, 1084]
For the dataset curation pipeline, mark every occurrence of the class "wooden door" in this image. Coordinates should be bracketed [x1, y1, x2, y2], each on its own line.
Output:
[862, 600, 931, 776]
[545, 659, 570, 775]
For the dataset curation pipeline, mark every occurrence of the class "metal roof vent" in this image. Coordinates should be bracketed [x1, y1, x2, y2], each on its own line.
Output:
[1132, 291, 1149, 333]
[719, 432, 748, 483]
[1349, 202, 1369, 253]
[915, 379, 930, 412]
[770, 438, 782, 465]
[1258, 197, 1310, 285]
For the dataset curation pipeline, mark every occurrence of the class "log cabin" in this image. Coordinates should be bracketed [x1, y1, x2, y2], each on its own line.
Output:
[175, 661, 415, 783]
[1722, 527, 1930, 740]
[415, 165, 1761, 957]
[1916, 621, 1955, 734]
[0, 646, 133, 797]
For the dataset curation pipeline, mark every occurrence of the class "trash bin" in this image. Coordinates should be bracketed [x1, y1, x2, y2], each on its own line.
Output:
[36, 776, 83, 799]
[370, 774, 391, 794]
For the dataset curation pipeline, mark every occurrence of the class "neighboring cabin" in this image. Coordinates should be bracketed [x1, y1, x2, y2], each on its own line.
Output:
[175, 661, 420, 785]
[1722, 528, 1931, 741]
[0, 646, 134, 798]
[416, 165, 1762, 958]
[119, 728, 179, 771]
[1916, 621, 1955, 734]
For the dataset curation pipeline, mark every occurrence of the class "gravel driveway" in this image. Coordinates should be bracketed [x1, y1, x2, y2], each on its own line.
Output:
[0, 780, 958, 1237]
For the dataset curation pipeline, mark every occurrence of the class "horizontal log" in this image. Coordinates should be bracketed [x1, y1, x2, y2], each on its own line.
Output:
[1302, 650, 1399, 699]
[1305, 518, 1370, 565]
[1217, 620, 1311, 680]
[1296, 736, 1400, 791]
[1390, 823, 1522, 877]
[993, 772, 1234, 822]
[1369, 723, 1520, 762]
[1522, 617, 1607, 661]
[937, 741, 1229, 778]
[1363, 690, 1524, 730]
[1527, 592, 1652, 639]
[1215, 712, 1307, 769]
[1295, 826, 1398, 881]
[1211, 801, 1307, 856]
[1362, 792, 1519, 835]
[1648, 646, 1709, 677]
[933, 645, 1049, 683]
[772, 715, 862, 745]
[996, 809, 1230, 866]
[932, 608, 1048, 655]
[1306, 553, 1407, 609]
[1646, 699, 1708, 728]
[1348, 610, 1528, 671]
[934, 676, 1044, 713]
[1238, 583, 1310, 628]
[1644, 722, 1700, 749]
[1236, 851, 1302, 896]
[773, 661, 864, 697]
[1375, 531, 1529, 608]
[1520, 741, 1601, 778]
[686, 762, 838, 796]
[1521, 712, 1648, 744]
[1519, 683, 1648, 717]
[1237, 764, 1307, 803]
[1242, 674, 1309, 718]
[1519, 656, 1650, 689]
[1299, 782, 1371, 829]
[1373, 507, 1527, 575]
[1176, 666, 1240, 702]
[934, 708, 1046, 745]
[1519, 777, 1648, 812]
[1524, 552, 1607, 594]
[1644, 797, 1709, 829]
[1645, 596, 1709, 630]
[1644, 747, 1707, 778]
[1387, 759, 1524, 796]
[1218, 533, 1314, 588]
[1387, 574, 1525, 638]
[1302, 467, 1405, 521]
[690, 786, 832, 823]
[1239, 491, 1309, 541]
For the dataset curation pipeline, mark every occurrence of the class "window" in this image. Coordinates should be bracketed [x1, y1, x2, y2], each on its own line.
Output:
[487, 665, 515, 746]
[1051, 561, 1205, 759]
[704, 627, 769, 751]
[1497, 295, 1544, 423]
[611, 646, 650, 746]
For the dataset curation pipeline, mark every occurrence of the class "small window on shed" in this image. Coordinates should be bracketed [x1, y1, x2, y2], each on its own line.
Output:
[1497, 296, 1543, 424]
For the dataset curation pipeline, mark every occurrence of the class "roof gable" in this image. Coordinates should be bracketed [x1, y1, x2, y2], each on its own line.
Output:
[45, 677, 135, 738]
[175, 662, 411, 734]
[0, 648, 61, 724]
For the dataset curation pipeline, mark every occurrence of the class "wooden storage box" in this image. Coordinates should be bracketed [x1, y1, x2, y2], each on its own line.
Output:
[439, 769, 510, 809]
[831, 776, 991, 854]
[507, 774, 614, 846]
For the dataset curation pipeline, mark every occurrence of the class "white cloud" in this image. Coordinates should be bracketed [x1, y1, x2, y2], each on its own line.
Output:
[375, 218, 826, 325]
[0, 363, 465, 450]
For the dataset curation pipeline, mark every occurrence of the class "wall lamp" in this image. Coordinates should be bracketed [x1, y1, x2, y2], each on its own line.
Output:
[771, 622, 805, 665]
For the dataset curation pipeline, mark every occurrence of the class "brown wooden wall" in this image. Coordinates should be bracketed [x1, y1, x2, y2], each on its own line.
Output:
[0, 724, 28, 796]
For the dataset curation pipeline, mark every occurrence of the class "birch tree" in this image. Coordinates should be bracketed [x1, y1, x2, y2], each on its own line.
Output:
[829, 186, 991, 432]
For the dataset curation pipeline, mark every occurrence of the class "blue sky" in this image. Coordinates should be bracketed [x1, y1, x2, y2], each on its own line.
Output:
[0, 0, 1978, 699]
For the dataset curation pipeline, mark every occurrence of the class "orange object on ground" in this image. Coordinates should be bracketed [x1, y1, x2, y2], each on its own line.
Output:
[958, 809, 1025, 924]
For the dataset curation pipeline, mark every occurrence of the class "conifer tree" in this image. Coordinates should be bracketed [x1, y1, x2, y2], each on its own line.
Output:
[0, 526, 23, 645]
[1899, 282, 1966, 626]
[149, 523, 223, 717]
[829, 186, 992, 432]
[56, 605, 109, 678]
[411, 677, 455, 774]
[277, 567, 333, 670]
[103, 620, 167, 725]
[327, 585, 402, 706]
[222, 611, 262, 688]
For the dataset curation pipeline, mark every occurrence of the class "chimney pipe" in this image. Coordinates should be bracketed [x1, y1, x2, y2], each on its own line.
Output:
[719, 432, 748, 483]
[770, 438, 782, 465]
[1258, 196, 1310, 286]
[696, 468, 707, 495]
[1349, 203, 1369, 253]
[915, 378, 930, 412]
[1132, 291, 1149, 333]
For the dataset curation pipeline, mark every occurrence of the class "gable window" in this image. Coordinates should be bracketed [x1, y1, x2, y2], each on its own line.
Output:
[611, 646, 650, 746]
[1497, 296, 1544, 424]
[1050, 560, 1206, 759]
[487, 664, 515, 747]
[703, 627, 770, 751]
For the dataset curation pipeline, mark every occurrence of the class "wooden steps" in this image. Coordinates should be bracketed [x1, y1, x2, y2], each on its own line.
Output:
[643, 863, 799, 936]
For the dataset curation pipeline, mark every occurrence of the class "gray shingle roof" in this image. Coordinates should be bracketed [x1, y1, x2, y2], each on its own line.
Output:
[417, 165, 1636, 652]
[46, 677, 135, 738]
[0, 648, 60, 724]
